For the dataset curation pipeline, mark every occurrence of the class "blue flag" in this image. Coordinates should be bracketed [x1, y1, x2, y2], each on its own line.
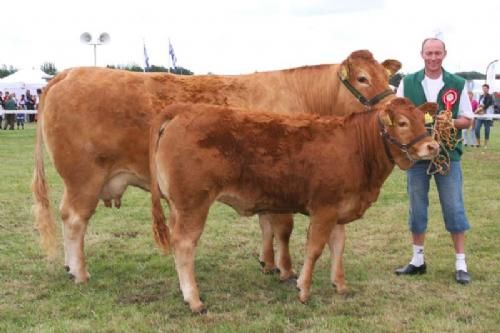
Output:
[143, 42, 150, 71]
[168, 40, 177, 69]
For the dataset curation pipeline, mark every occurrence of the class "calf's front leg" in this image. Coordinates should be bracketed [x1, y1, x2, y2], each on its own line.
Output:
[297, 208, 338, 303]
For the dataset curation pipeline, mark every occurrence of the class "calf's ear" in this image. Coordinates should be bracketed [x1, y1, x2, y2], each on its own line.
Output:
[418, 102, 439, 116]
[382, 59, 402, 77]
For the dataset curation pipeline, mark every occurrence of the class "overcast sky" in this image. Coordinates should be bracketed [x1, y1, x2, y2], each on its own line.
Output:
[2, 0, 499, 75]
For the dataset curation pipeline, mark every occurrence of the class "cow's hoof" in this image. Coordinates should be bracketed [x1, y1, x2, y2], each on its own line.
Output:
[64, 265, 70, 272]
[281, 276, 298, 286]
[259, 260, 265, 268]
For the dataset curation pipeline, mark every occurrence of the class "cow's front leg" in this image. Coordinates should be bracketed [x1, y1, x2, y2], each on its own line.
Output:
[328, 223, 348, 295]
[297, 209, 337, 303]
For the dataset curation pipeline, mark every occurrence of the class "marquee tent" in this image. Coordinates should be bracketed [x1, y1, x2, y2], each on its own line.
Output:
[0, 68, 52, 98]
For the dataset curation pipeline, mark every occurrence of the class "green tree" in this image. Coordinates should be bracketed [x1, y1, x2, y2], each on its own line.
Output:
[0, 65, 17, 79]
[107, 63, 194, 75]
[40, 62, 58, 76]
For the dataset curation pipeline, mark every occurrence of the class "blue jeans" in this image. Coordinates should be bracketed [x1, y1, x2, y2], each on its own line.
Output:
[407, 161, 470, 234]
[475, 118, 492, 141]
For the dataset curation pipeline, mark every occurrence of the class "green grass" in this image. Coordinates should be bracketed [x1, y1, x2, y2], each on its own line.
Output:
[1, 123, 499, 333]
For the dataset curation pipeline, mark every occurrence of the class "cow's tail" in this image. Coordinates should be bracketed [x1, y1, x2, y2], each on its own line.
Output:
[32, 81, 59, 260]
[149, 108, 184, 255]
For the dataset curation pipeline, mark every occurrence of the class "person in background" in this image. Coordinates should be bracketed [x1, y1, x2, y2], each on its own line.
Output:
[35, 88, 42, 122]
[395, 38, 473, 284]
[3, 93, 17, 130]
[25, 90, 35, 122]
[16, 94, 26, 130]
[463, 91, 478, 147]
[474, 84, 494, 148]
[0, 91, 4, 130]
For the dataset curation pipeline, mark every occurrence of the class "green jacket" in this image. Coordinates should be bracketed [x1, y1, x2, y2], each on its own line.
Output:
[4, 98, 17, 111]
[403, 69, 465, 161]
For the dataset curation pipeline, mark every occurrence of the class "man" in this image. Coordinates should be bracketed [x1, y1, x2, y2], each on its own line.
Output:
[3, 93, 18, 130]
[395, 38, 474, 284]
[0, 91, 4, 129]
[474, 84, 494, 148]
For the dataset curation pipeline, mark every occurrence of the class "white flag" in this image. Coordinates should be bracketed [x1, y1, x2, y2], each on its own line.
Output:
[168, 39, 177, 69]
[143, 42, 150, 71]
[486, 61, 496, 93]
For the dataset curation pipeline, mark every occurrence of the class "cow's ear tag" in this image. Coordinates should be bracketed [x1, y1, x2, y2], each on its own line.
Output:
[340, 65, 349, 80]
[424, 112, 433, 124]
[385, 68, 392, 78]
[382, 114, 393, 126]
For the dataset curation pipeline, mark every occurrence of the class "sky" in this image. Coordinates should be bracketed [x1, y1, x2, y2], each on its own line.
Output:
[2, 0, 499, 75]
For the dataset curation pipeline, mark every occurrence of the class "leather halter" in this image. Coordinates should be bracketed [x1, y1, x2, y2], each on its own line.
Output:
[337, 71, 395, 108]
[378, 117, 431, 164]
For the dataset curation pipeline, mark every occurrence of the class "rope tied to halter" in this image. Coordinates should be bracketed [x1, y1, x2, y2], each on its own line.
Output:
[426, 110, 460, 175]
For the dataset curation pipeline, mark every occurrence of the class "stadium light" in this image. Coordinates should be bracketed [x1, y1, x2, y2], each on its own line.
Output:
[80, 32, 111, 66]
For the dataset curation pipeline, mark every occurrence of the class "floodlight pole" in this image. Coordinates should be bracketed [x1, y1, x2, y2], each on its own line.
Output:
[80, 32, 110, 67]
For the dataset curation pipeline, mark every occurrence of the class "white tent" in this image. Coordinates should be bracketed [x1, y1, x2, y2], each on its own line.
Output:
[0, 68, 52, 98]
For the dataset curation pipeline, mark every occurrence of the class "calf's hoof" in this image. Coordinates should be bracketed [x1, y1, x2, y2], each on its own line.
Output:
[298, 290, 310, 304]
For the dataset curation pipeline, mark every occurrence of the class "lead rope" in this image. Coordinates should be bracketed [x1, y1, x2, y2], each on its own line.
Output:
[426, 110, 460, 175]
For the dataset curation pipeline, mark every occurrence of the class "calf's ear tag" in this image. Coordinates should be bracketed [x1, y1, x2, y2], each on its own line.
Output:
[382, 114, 393, 126]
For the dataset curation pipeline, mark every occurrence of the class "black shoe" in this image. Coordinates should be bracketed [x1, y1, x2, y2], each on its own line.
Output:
[455, 270, 471, 284]
[395, 263, 427, 275]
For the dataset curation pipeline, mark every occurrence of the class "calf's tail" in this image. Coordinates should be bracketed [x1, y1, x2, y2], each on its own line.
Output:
[149, 107, 186, 255]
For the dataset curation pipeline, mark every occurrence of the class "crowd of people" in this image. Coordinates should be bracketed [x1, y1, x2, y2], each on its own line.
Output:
[0, 88, 41, 130]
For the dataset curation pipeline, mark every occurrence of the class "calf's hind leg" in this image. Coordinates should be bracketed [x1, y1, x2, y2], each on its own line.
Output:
[171, 205, 210, 314]
[270, 214, 296, 281]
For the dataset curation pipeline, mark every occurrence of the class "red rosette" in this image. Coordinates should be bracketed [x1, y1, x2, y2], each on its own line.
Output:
[442, 89, 458, 111]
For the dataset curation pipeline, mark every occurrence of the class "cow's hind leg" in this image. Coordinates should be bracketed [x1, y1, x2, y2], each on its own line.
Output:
[270, 214, 296, 282]
[297, 209, 337, 303]
[328, 224, 348, 295]
[258, 214, 278, 273]
[60, 186, 100, 283]
[171, 206, 209, 314]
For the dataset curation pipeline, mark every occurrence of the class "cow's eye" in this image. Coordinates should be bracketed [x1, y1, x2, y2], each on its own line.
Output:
[357, 76, 369, 84]
[398, 121, 408, 127]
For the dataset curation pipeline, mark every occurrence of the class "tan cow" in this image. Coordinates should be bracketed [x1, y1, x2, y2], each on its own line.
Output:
[32, 50, 401, 288]
[150, 100, 439, 313]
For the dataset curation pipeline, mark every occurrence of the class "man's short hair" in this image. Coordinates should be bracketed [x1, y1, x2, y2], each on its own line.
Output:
[421, 38, 447, 52]
[483, 84, 490, 89]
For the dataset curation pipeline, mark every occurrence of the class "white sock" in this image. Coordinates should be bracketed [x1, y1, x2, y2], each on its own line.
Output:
[456, 253, 467, 272]
[410, 245, 425, 267]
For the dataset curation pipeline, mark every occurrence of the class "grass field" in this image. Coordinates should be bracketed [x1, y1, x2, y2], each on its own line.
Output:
[1, 123, 499, 333]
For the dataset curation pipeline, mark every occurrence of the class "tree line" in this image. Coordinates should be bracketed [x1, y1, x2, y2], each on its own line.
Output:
[0, 62, 497, 82]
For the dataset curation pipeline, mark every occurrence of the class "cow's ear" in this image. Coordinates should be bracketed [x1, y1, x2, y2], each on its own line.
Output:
[382, 59, 402, 77]
[418, 102, 439, 116]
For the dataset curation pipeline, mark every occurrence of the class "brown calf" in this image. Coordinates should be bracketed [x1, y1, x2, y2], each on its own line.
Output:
[150, 99, 439, 313]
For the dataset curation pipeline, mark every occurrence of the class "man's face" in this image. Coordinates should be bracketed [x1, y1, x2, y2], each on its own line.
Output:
[421, 40, 446, 73]
[482, 86, 489, 94]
